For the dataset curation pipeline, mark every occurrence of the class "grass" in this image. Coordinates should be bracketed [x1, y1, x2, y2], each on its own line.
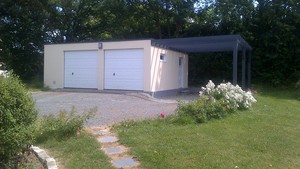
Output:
[24, 78, 50, 91]
[113, 87, 300, 169]
[36, 131, 113, 169]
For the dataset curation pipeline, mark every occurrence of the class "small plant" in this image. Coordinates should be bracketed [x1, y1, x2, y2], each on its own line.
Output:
[35, 107, 96, 142]
[0, 73, 37, 167]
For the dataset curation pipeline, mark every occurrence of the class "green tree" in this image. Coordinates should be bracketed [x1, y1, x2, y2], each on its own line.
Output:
[251, 0, 300, 85]
[0, 0, 49, 80]
[97, 0, 198, 39]
[48, 0, 105, 42]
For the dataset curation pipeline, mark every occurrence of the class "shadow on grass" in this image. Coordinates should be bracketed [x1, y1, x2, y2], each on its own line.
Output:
[35, 130, 73, 144]
[252, 84, 299, 100]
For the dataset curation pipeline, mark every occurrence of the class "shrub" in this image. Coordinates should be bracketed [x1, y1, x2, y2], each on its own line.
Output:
[175, 81, 256, 124]
[35, 107, 96, 142]
[171, 113, 196, 125]
[175, 101, 198, 124]
[175, 97, 230, 124]
[0, 73, 37, 167]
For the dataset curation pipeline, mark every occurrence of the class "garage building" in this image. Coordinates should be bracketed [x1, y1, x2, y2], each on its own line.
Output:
[44, 35, 252, 96]
[44, 39, 188, 96]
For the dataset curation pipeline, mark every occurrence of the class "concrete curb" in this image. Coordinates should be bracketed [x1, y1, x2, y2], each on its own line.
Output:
[126, 93, 178, 104]
[30, 146, 58, 169]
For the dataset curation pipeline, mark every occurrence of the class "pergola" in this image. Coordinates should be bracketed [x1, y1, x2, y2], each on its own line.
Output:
[151, 34, 253, 89]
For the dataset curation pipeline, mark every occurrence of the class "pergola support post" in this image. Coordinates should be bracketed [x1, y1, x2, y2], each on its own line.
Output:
[233, 43, 238, 85]
[248, 50, 252, 89]
[242, 47, 246, 89]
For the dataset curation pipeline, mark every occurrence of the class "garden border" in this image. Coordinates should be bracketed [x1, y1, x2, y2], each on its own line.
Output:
[30, 146, 58, 169]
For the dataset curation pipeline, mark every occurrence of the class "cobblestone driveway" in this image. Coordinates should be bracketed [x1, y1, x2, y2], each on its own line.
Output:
[32, 91, 179, 127]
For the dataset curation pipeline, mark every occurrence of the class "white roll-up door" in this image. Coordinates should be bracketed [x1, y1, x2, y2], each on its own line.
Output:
[104, 49, 144, 90]
[64, 51, 98, 89]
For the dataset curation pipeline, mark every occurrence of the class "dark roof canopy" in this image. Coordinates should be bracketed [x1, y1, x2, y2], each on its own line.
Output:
[151, 34, 252, 53]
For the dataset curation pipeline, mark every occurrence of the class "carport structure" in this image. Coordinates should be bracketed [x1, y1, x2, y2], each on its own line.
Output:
[151, 34, 253, 89]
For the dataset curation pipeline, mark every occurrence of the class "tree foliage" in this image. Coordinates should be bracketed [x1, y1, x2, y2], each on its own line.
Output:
[0, 0, 299, 85]
[251, 0, 300, 85]
[0, 0, 49, 80]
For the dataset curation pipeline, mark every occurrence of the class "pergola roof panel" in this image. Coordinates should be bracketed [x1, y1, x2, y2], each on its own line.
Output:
[151, 34, 252, 53]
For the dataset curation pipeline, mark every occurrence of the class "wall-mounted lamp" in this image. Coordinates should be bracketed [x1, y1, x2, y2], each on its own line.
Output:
[98, 42, 102, 49]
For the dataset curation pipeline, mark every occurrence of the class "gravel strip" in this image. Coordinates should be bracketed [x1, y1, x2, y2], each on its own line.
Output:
[32, 91, 181, 127]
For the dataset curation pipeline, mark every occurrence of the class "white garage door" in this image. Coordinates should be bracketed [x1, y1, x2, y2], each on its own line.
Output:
[104, 49, 144, 90]
[64, 51, 98, 89]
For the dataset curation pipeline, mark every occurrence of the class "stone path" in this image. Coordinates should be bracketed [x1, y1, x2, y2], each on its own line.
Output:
[90, 127, 140, 169]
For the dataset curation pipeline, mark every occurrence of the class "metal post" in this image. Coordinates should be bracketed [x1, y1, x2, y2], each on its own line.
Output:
[248, 50, 252, 89]
[242, 47, 246, 89]
[233, 43, 238, 85]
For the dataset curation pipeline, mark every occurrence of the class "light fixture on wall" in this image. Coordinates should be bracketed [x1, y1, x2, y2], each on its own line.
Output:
[160, 53, 166, 62]
[98, 42, 102, 49]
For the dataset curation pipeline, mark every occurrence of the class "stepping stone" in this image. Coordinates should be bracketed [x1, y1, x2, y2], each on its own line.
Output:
[93, 130, 110, 135]
[98, 136, 118, 143]
[104, 147, 123, 154]
[112, 157, 136, 168]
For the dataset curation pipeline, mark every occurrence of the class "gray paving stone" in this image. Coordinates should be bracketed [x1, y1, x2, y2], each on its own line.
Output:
[105, 147, 123, 154]
[113, 157, 136, 168]
[98, 136, 118, 143]
[93, 130, 110, 135]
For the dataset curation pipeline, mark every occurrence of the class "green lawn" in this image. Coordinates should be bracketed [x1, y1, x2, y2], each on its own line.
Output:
[114, 88, 300, 169]
[36, 132, 113, 169]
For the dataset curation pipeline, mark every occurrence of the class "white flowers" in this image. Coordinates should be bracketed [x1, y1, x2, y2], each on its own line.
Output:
[200, 80, 257, 110]
[201, 80, 215, 95]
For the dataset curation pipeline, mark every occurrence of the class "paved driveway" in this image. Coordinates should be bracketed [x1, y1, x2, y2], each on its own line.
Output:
[32, 91, 178, 127]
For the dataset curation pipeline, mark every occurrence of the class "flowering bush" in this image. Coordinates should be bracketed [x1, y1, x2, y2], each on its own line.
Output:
[200, 80, 257, 110]
[174, 80, 256, 125]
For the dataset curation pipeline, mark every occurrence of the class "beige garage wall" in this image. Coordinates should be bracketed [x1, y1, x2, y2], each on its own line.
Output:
[44, 43, 98, 89]
[150, 46, 188, 92]
[100, 40, 152, 91]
